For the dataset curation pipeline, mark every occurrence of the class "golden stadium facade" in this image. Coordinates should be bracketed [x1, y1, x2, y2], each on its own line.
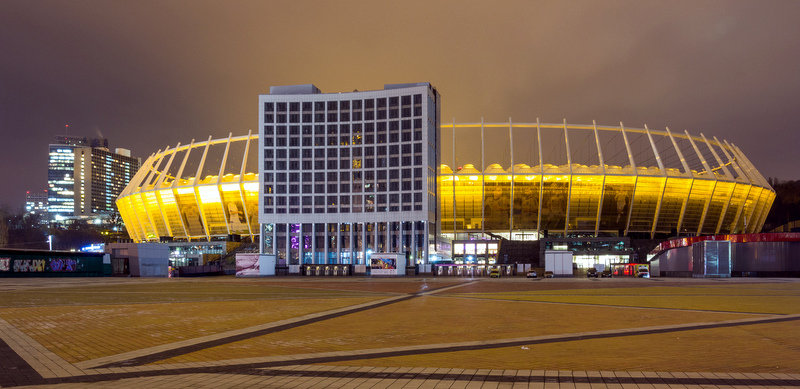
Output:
[117, 122, 774, 242]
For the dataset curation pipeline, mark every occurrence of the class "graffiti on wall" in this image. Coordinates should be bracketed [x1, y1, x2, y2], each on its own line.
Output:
[13, 259, 47, 272]
[0, 258, 83, 273]
[49, 258, 78, 272]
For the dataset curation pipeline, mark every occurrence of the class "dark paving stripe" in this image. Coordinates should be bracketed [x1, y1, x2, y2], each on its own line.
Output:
[100, 295, 415, 367]
[450, 294, 780, 315]
[86, 314, 800, 379]
[101, 282, 468, 368]
[15, 366, 800, 387]
[248, 315, 800, 368]
[0, 336, 45, 387]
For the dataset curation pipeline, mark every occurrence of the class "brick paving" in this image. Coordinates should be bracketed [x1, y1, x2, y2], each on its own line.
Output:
[17, 367, 794, 387]
[0, 277, 799, 388]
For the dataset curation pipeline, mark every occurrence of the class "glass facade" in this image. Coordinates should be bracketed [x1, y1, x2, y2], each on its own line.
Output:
[257, 84, 441, 265]
[48, 145, 77, 217]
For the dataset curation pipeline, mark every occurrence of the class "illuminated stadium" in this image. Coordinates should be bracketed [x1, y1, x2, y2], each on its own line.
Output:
[116, 132, 261, 242]
[117, 122, 774, 244]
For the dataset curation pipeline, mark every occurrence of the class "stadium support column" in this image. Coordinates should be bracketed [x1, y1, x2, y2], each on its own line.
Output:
[563, 120, 573, 235]
[731, 143, 771, 232]
[666, 127, 692, 236]
[172, 139, 195, 239]
[715, 137, 746, 233]
[451, 119, 457, 237]
[734, 185, 752, 234]
[732, 143, 771, 188]
[703, 134, 735, 235]
[704, 134, 735, 232]
[508, 118, 514, 238]
[646, 125, 667, 239]
[686, 130, 716, 235]
[716, 137, 747, 181]
[722, 140, 752, 233]
[153, 144, 179, 237]
[218, 133, 233, 237]
[124, 153, 158, 241]
[592, 121, 605, 237]
[480, 118, 485, 235]
[193, 135, 213, 241]
[620, 123, 637, 237]
[536, 118, 544, 235]
[138, 149, 164, 239]
[746, 186, 767, 234]
[756, 195, 775, 232]
[239, 131, 254, 239]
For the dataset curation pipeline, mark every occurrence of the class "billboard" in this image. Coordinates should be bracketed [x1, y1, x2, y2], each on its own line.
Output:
[370, 253, 406, 276]
[235, 253, 260, 277]
[235, 253, 276, 277]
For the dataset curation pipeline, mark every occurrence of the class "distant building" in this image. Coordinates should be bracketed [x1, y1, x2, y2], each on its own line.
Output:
[25, 190, 49, 218]
[73, 147, 139, 220]
[48, 136, 87, 218]
[47, 135, 139, 223]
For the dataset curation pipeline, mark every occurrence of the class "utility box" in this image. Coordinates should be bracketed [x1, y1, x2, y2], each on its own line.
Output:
[692, 240, 731, 278]
[106, 243, 169, 277]
[545, 250, 573, 277]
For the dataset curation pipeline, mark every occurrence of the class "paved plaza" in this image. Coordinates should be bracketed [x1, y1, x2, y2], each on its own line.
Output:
[1, 276, 799, 388]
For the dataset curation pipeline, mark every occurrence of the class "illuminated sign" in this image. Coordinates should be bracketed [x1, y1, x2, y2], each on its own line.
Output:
[80, 243, 105, 253]
[369, 253, 406, 276]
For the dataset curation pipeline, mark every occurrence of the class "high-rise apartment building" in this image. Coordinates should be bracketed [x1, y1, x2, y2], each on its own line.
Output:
[47, 136, 139, 222]
[258, 83, 441, 265]
[74, 146, 139, 218]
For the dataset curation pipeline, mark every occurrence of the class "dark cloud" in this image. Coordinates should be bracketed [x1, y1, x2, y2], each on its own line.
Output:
[1, 0, 799, 208]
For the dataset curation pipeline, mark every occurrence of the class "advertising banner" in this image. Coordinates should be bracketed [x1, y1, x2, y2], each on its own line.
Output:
[235, 253, 260, 277]
[370, 253, 406, 276]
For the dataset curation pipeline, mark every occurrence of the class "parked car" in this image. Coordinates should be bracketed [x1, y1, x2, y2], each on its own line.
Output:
[600, 269, 612, 278]
[526, 270, 538, 278]
[636, 264, 650, 278]
[586, 268, 598, 278]
[544, 270, 554, 278]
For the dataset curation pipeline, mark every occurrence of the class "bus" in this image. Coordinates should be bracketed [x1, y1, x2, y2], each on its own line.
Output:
[611, 263, 649, 278]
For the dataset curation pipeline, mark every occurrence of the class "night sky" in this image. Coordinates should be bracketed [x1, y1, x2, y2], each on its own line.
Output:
[2, 0, 799, 209]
